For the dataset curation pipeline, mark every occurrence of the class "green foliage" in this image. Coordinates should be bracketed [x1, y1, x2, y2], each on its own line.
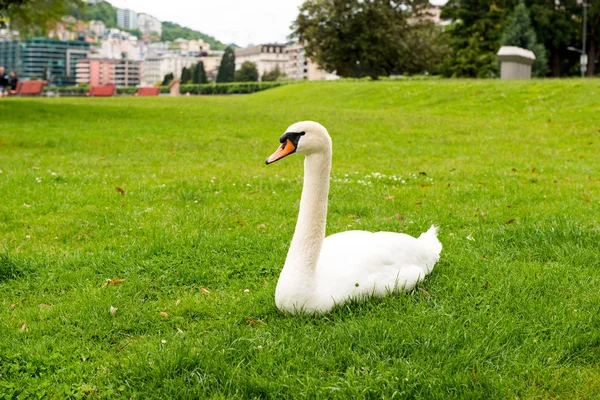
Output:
[440, 0, 512, 77]
[216, 46, 236, 83]
[501, 3, 548, 77]
[291, 0, 440, 79]
[197, 61, 208, 84]
[235, 61, 259, 82]
[69, 0, 116, 28]
[180, 66, 192, 84]
[2, 0, 83, 36]
[162, 72, 174, 86]
[0, 80, 599, 398]
[440, 0, 592, 77]
[188, 62, 208, 84]
[261, 65, 284, 82]
[161, 21, 227, 50]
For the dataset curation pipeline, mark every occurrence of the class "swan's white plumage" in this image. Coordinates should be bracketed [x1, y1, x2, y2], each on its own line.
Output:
[268, 121, 442, 314]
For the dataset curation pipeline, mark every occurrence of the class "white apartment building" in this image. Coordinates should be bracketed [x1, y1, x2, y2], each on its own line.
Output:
[235, 44, 288, 80]
[142, 55, 200, 86]
[137, 13, 162, 37]
[285, 42, 339, 81]
[141, 54, 221, 86]
[117, 8, 137, 30]
[99, 36, 144, 60]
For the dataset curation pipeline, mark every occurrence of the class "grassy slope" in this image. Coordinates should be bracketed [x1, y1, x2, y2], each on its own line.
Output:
[0, 80, 599, 398]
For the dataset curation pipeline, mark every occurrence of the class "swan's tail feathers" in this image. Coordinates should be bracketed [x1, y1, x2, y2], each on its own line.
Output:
[418, 225, 442, 274]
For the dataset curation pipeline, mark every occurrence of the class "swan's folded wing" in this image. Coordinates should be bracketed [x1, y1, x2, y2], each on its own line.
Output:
[316, 230, 440, 301]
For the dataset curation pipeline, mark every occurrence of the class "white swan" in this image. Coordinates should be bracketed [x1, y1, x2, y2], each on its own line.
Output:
[266, 121, 442, 314]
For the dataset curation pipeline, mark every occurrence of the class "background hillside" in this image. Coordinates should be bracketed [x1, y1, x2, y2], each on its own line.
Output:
[69, 0, 228, 49]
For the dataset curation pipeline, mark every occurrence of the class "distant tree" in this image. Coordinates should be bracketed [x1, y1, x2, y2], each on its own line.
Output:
[69, 0, 117, 28]
[124, 28, 142, 38]
[216, 46, 236, 83]
[194, 61, 207, 84]
[501, 3, 548, 77]
[261, 65, 284, 81]
[162, 72, 174, 86]
[1, 0, 83, 36]
[235, 61, 259, 82]
[291, 0, 437, 79]
[440, 0, 512, 78]
[181, 66, 192, 83]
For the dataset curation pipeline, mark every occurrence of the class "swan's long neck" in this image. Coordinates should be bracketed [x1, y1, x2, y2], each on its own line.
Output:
[284, 150, 331, 273]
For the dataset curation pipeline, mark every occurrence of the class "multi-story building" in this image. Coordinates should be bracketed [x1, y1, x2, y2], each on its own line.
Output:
[99, 35, 144, 60]
[285, 42, 338, 81]
[76, 58, 141, 87]
[235, 44, 288, 80]
[0, 38, 89, 85]
[117, 8, 137, 31]
[141, 54, 201, 86]
[137, 13, 162, 38]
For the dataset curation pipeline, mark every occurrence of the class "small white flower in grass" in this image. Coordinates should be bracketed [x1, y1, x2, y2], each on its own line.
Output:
[161, 339, 166, 344]
[214, 191, 219, 195]
[257, 345, 263, 351]
[51, 172, 57, 177]
[36, 177, 42, 183]
[0, 169, 3, 174]
[25, 235, 30, 239]
[466, 234, 474, 241]
[246, 184, 252, 187]
[54, 237, 58, 240]
[244, 289, 250, 293]
[109, 306, 118, 316]
[23, 203, 30, 208]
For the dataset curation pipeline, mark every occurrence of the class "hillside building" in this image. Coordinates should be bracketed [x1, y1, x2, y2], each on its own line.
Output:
[117, 8, 137, 30]
[137, 13, 162, 38]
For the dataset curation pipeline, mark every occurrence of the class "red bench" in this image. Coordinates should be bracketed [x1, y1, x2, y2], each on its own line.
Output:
[134, 87, 161, 96]
[9, 80, 45, 96]
[86, 84, 116, 97]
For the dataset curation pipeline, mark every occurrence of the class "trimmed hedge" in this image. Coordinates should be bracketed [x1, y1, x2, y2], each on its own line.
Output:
[176, 82, 287, 95]
[49, 82, 287, 96]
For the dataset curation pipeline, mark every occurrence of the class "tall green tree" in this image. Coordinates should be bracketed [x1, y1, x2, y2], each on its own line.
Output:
[196, 61, 208, 84]
[235, 61, 259, 82]
[291, 0, 437, 79]
[527, 0, 581, 76]
[1, 0, 83, 36]
[441, 0, 512, 77]
[501, 2, 548, 76]
[181, 66, 192, 83]
[162, 72, 174, 86]
[216, 46, 236, 83]
[583, 1, 600, 75]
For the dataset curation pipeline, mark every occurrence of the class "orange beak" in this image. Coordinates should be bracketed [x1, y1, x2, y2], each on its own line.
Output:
[265, 139, 296, 165]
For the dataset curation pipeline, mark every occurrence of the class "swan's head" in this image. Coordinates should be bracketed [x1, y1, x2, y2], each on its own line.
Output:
[265, 121, 331, 165]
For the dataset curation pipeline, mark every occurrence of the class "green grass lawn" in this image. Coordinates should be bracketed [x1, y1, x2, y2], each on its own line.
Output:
[1, 80, 599, 399]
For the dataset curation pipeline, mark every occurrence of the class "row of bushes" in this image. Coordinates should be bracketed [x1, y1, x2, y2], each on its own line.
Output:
[50, 82, 287, 96]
